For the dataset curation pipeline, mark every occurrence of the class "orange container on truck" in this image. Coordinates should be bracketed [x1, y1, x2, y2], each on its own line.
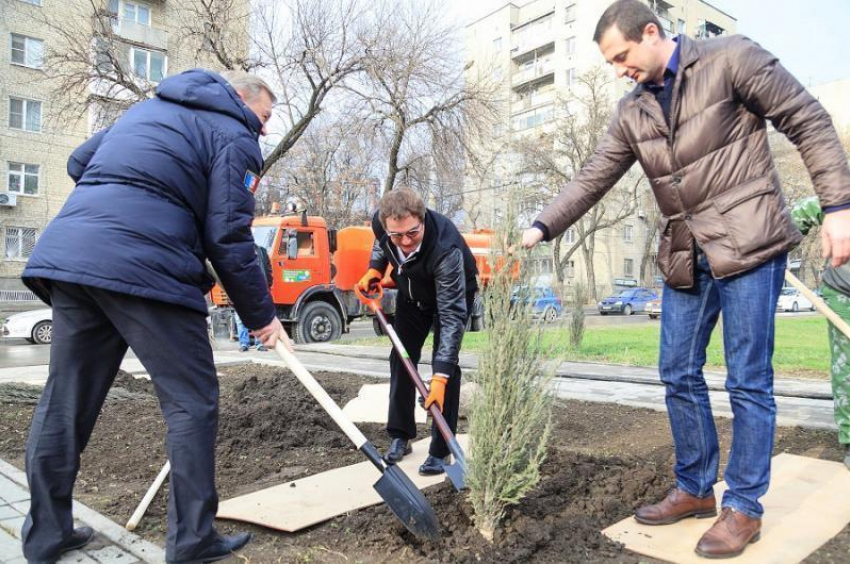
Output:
[209, 210, 498, 343]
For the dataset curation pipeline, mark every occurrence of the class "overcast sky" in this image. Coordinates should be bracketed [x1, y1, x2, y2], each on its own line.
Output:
[455, 0, 850, 86]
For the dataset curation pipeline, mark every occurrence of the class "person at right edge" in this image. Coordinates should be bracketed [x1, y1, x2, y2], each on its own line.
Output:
[520, 0, 850, 559]
[791, 196, 850, 471]
[357, 188, 478, 476]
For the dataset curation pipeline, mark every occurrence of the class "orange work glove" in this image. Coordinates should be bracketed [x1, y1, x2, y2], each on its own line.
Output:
[357, 268, 384, 293]
[423, 375, 449, 412]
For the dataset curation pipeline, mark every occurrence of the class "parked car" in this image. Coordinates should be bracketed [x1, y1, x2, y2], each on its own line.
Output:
[777, 288, 815, 313]
[2, 308, 53, 344]
[597, 287, 658, 315]
[646, 296, 662, 319]
[511, 286, 563, 322]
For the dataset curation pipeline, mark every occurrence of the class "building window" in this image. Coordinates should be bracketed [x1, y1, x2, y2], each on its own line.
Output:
[17, 0, 42, 5]
[7, 162, 39, 195]
[130, 48, 166, 82]
[624, 224, 633, 242]
[565, 3, 576, 23]
[5, 227, 37, 260]
[10, 34, 44, 68]
[565, 228, 576, 244]
[566, 68, 576, 86]
[677, 19, 686, 34]
[9, 98, 42, 132]
[565, 36, 576, 55]
[566, 260, 575, 278]
[624, 258, 634, 277]
[493, 37, 502, 51]
[120, 0, 151, 25]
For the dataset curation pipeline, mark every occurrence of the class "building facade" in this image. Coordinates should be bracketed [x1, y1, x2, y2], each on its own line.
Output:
[464, 0, 736, 297]
[0, 0, 248, 288]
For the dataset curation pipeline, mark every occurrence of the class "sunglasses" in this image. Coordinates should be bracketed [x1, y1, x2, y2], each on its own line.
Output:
[387, 223, 423, 241]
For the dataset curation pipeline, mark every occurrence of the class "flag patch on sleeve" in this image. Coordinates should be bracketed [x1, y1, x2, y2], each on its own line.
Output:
[243, 170, 260, 194]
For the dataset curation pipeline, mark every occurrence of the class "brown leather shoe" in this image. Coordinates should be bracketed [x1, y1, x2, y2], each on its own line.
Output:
[695, 507, 761, 559]
[634, 488, 717, 525]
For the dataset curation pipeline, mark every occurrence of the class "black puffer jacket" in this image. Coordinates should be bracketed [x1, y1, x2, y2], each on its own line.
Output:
[369, 209, 478, 376]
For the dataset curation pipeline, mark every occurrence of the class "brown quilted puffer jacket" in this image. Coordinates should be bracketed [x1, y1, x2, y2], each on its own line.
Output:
[535, 34, 850, 288]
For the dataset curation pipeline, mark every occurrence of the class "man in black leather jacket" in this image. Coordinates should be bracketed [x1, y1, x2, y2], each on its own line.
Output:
[358, 188, 478, 475]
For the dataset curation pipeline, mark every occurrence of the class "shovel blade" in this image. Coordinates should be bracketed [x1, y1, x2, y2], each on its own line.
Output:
[443, 462, 465, 491]
[374, 465, 440, 540]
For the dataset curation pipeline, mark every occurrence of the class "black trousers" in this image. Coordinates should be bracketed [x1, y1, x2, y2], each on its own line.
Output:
[22, 282, 219, 563]
[387, 295, 471, 458]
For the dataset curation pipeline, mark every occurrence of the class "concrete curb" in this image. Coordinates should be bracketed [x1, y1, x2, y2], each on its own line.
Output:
[0, 458, 166, 563]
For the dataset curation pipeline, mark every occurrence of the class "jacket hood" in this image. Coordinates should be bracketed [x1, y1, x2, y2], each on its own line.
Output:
[156, 69, 262, 135]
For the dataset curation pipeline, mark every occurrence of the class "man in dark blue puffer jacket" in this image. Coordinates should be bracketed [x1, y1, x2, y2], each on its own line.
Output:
[20, 69, 290, 564]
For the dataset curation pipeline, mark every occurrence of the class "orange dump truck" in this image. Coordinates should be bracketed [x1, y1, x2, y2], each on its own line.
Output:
[209, 211, 496, 343]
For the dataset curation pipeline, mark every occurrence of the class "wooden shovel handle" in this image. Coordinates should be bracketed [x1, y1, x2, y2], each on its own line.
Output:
[784, 270, 850, 341]
[126, 460, 170, 531]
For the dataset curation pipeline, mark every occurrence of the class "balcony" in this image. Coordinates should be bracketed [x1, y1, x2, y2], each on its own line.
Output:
[511, 35, 555, 62]
[112, 18, 168, 50]
[512, 90, 555, 113]
[511, 62, 555, 89]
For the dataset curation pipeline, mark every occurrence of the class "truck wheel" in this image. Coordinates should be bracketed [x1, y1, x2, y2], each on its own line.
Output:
[373, 317, 386, 337]
[295, 302, 342, 344]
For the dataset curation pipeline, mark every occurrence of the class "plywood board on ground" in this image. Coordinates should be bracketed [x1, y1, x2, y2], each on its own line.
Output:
[342, 383, 427, 424]
[603, 453, 850, 564]
[217, 435, 468, 532]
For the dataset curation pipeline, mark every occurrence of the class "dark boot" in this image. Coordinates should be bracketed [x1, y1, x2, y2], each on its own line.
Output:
[419, 455, 449, 476]
[384, 438, 411, 464]
[634, 488, 717, 525]
[695, 507, 761, 559]
[167, 532, 253, 564]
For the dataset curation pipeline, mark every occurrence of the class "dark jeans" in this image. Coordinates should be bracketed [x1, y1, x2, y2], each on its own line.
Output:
[22, 282, 220, 563]
[387, 296, 471, 458]
[659, 250, 786, 518]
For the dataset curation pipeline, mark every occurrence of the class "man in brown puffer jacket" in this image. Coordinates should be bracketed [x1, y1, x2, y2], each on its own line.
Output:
[521, 0, 850, 558]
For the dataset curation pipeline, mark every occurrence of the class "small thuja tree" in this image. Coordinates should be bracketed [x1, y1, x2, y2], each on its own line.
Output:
[569, 281, 587, 349]
[467, 218, 554, 541]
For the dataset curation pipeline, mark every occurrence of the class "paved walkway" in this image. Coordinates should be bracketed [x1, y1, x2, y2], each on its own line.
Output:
[0, 459, 164, 563]
[0, 341, 838, 562]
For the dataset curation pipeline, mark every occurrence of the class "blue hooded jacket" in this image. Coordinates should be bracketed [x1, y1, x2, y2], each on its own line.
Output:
[23, 69, 277, 329]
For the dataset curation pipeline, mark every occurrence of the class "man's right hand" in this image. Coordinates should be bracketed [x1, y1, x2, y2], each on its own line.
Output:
[252, 317, 293, 353]
[357, 268, 384, 293]
[521, 227, 545, 249]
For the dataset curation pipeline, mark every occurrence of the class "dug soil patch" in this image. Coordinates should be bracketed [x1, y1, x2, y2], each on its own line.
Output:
[0, 364, 847, 563]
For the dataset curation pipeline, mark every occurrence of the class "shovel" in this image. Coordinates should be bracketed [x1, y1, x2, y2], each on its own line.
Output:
[355, 286, 468, 491]
[273, 341, 440, 540]
[784, 270, 850, 340]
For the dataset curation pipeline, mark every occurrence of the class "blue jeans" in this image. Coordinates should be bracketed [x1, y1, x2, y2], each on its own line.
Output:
[234, 314, 250, 348]
[659, 249, 786, 518]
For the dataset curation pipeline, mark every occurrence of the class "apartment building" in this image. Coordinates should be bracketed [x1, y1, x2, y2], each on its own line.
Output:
[0, 0, 248, 287]
[464, 0, 736, 295]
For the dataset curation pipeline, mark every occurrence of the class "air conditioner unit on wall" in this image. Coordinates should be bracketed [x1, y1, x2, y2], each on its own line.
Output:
[0, 192, 18, 207]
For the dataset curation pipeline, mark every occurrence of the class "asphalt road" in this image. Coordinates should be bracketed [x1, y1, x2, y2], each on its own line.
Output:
[0, 310, 817, 370]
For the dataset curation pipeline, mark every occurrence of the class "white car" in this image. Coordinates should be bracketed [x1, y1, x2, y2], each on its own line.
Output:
[2, 308, 53, 344]
[777, 288, 815, 313]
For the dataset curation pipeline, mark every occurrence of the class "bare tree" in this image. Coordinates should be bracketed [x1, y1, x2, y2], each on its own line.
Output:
[170, 0, 255, 71]
[259, 117, 379, 227]
[637, 191, 662, 287]
[32, 0, 161, 129]
[348, 0, 498, 195]
[516, 67, 639, 300]
[255, 0, 372, 174]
